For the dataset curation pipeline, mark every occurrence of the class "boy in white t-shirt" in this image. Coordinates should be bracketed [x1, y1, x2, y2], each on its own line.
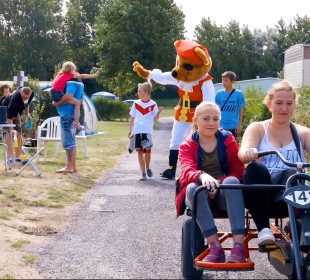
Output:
[128, 82, 163, 181]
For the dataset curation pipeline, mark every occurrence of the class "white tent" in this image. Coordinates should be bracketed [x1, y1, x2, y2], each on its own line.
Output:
[91, 91, 119, 101]
[41, 86, 101, 136]
[82, 94, 99, 135]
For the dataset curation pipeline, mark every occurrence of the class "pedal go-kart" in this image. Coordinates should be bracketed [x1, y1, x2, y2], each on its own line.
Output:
[180, 150, 310, 280]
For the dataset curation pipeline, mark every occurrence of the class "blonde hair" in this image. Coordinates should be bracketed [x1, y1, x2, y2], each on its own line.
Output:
[61, 61, 76, 73]
[192, 102, 221, 131]
[194, 101, 221, 118]
[138, 82, 152, 95]
[264, 80, 299, 106]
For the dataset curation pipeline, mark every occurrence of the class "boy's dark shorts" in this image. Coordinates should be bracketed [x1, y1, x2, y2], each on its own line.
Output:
[51, 89, 65, 102]
[128, 133, 153, 153]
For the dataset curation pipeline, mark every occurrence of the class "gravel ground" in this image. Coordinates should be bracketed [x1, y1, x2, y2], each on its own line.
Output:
[33, 117, 286, 279]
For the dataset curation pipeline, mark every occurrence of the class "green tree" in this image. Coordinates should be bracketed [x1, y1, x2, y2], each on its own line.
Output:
[220, 21, 244, 75]
[0, 0, 64, 80]
[220, 21, 261, 81]
[64, 0, 106, 66]
[63, 0, 107, 94]
[252, 27, 285, 78]
[194, 17, 224, 82]
[238, 26, 259, 80]
[93, 0, 185, 94]
[286, 15, 310, 45]
[195, 19, 260, 82]
[0, 24, 9, 77]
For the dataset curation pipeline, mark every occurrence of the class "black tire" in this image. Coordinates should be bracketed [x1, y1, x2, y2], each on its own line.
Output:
[284, 219, 302, 239]
[181, 218, 204, 280]
[306, 265, 310, 279]
[284, 219, 303, 280]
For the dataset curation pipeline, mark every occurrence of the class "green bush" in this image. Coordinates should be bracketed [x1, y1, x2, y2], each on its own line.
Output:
[18, 79, 55, 138]
[293, 85, 310, 128]
[27, 77, 41, 92]
[20, 89, 57, 138]
[32, 89, 58, 121]
[93, 98, 130, 121]
[154, 98, 179, 107]
[242, 87, 271, 135]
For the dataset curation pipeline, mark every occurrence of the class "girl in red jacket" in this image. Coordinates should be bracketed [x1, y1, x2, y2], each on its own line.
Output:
[177, 102, 245, 263]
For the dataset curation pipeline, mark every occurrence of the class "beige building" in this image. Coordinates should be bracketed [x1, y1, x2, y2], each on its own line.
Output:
[284, 44, 310, 87]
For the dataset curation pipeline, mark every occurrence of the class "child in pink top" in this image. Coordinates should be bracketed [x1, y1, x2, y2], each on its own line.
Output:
[51, 61, 100, 128]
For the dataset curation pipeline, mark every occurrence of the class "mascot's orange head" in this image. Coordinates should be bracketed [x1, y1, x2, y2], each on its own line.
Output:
[172, 40, 212, 82]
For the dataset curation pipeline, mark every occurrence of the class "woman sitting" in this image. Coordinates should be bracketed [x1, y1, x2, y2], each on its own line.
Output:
[238, 80, 310, 245]
[176, 102, 246, 263]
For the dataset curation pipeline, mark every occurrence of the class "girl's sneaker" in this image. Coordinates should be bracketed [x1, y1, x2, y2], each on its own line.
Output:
[227, 242, 246, 263]
[258, 227, 275, 245]
[146, 169, 153, 178]
[7, 157, 15, 165]
[140, 174, 147, 181]
[202, 242, 225, 263]
[15, 157, 22, 163]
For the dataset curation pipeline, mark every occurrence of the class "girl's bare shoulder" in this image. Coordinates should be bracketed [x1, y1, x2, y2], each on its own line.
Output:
[245, 120, 266, 133]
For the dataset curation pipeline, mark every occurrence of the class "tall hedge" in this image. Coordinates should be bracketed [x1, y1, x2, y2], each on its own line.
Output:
[93, 98, 130, 121]
[241, 86, 271, 135]
[293, 86, 310, 128]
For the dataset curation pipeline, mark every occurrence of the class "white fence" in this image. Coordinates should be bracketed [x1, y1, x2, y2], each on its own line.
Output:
[0, 81, 51, 88]
[214, 77, 281, 93]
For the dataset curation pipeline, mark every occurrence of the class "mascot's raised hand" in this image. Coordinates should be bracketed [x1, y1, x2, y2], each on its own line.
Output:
[133, 61, 150, 80]
[133, 40, 215, 179]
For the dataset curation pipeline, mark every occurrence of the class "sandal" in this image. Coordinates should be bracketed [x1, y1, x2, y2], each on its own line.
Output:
[73, 121, 84, 130]
[56, 168, 74, 174]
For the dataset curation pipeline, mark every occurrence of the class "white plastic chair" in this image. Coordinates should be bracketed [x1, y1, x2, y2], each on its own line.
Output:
[36, 116, 88, 161]
[37, 116, 61, 161]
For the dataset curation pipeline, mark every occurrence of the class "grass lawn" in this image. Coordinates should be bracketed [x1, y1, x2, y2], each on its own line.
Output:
[152, 97, 178, 118]
[160, 107, 174, 118]
[0, 121, 129, 215]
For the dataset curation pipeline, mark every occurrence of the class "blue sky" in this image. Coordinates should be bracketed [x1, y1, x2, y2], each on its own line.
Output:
[174, 0, 310, 39]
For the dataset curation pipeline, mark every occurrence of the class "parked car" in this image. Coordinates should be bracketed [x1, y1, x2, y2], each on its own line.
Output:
[122, 99, 135, 107]
[91, 91, 119, 101]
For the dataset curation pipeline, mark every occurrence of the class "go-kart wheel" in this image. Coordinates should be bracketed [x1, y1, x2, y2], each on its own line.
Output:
[284, 219, 301, 239]
[181, 219, 204, 280]
[303, 254, 310, 279]
[305, 266, 310, 279]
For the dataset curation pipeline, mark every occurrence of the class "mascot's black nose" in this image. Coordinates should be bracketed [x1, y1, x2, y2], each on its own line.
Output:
[172, 70, 177, 78]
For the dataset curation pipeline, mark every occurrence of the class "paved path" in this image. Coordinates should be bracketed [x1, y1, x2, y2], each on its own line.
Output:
[33, 118, 285, 279]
